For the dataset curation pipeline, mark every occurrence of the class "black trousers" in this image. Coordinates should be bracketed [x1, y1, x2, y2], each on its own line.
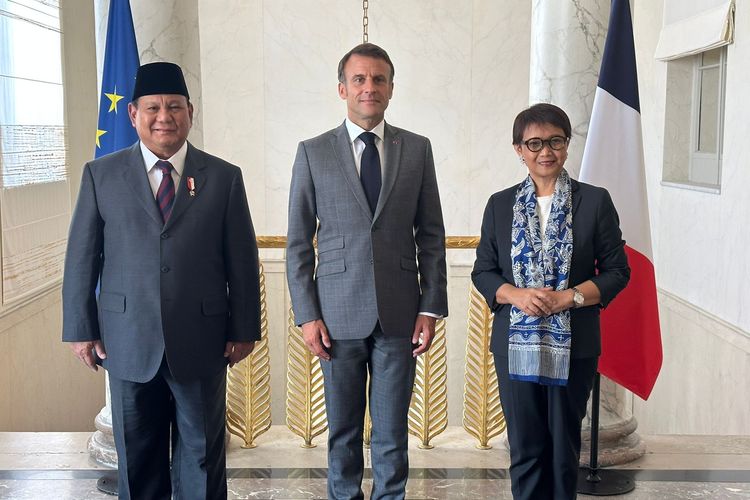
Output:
[495, 354, 598, 500]
[109, 358, 228, 500]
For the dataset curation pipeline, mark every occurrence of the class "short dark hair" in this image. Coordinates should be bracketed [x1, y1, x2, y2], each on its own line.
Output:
[512, 103, 572, 145]
[337, 43, 395, 83]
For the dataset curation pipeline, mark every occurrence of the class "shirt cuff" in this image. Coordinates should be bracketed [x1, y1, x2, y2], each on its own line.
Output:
[418, 311, 443, 319]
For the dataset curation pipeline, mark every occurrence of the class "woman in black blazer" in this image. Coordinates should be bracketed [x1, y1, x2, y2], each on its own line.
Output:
[472, 103, 630, 500]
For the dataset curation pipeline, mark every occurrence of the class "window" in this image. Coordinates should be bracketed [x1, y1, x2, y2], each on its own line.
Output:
[689, 48, 726, 186]
[0, 0, 69, 308]
[661, 47, 726, 191]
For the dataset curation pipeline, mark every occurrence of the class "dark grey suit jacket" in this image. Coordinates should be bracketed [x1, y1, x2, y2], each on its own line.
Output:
[471, 179, 630, 358]
[286, 121, 448, 338]
[62, 142, 261, 383]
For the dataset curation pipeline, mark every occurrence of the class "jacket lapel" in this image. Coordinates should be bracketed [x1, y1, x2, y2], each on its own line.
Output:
[571, 179, 583, 217]
[331, 122, 373, 220]
[373, 122, 401, 221]
[122, 143, 164, 226]
[164, 143, 206, 230]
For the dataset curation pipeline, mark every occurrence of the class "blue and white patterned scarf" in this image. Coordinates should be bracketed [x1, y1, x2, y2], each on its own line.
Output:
[509, 169, 573, 385]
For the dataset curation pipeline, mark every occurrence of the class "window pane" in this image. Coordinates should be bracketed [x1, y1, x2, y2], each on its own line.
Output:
[697, 66, 719, 154]
[0, 0, 66, 188]
[701, 48, 721, 67]
[0, 0, 68, 306]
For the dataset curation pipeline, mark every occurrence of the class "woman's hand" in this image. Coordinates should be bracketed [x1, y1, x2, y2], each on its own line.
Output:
[496, 284, 574, 317]
[540, 288, 575, 315]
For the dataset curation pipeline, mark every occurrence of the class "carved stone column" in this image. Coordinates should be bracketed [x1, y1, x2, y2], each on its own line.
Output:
[88, 374, 117, 468]
[528, 0, 644, 466]
[529, 0, 607, 179]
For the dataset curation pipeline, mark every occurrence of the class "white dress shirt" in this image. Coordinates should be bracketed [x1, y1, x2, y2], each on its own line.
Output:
[537, 194, 553, 243]
[344, 118, 385, 176]
[140, 141, 188, 198]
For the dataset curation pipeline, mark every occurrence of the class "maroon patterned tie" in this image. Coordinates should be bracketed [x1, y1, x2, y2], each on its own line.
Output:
[155, 160, 175, 223]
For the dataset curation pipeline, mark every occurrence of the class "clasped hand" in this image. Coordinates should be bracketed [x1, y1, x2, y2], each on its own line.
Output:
[508, 286, 571, 317]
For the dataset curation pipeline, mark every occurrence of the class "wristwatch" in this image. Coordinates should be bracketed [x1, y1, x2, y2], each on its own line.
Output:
[572, 287, 585, 308]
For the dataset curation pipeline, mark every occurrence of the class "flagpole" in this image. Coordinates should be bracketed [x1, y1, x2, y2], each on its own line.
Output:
[577, 372, 635, 495]
[90, 0, 141, 494]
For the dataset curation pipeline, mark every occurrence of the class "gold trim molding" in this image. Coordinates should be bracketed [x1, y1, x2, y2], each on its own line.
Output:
[256, 236, 479, 249]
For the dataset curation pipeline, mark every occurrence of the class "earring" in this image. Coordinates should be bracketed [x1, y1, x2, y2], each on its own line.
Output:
[519, 156, 526, 164]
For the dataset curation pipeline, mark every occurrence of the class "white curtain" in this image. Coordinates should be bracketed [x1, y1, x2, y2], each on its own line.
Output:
[655, 0, 735, 60]
[0, 1, 70, 307]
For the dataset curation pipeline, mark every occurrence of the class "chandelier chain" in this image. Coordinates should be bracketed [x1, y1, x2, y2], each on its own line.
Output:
[362, 0, 369, 43]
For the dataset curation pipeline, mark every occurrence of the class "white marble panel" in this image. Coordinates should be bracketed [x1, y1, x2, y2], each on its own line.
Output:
[261, 1, 361, 235]
[467, 0, 533, 244]
[369, 1, 473, 238]
[197, 0, 267, 232]
[257, 259, 293, 425]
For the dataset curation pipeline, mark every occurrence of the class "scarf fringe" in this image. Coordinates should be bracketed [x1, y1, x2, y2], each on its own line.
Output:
[508, 343, 571, 385]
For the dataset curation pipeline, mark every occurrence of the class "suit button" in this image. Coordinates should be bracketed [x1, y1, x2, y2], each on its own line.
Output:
[161, 233, 169, 239]
[369, 259, 373, 264]
[161, 266, 170, 273]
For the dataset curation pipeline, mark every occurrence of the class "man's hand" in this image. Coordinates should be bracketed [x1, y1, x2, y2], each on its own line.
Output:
[225, 341, 256, 368]
[224, 341, 256, 368]
[69, 340, 106, 372]
[301, 319, 331, 361]
[412, 314, 437, 357]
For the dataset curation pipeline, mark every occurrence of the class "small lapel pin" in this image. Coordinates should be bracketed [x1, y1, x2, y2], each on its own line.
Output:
[187, 177, 196, 197]
[392, 138, 400, 145]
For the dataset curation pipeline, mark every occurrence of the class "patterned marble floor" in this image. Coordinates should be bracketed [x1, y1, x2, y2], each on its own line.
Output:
[1, 427, 749, 499]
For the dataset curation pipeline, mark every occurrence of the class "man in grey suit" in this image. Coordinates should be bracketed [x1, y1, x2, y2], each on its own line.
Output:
[286, 43, 448, 500]
[63, 62, 261, 500]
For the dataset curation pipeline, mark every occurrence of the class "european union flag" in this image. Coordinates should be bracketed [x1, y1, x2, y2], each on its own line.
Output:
[95, 0, 139, 158]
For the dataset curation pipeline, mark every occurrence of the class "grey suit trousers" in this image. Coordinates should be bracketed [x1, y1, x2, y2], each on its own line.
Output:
[109, 359, 228, 500]
[320, 327, 416, 500]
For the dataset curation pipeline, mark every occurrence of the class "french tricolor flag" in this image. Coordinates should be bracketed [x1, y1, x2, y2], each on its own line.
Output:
[580, 0, 663, 400]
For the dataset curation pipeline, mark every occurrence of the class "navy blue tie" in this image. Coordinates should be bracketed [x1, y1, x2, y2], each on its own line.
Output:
[359, 132, 381, 214]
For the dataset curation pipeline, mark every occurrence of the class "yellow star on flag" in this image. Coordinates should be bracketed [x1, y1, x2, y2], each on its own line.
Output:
[95, 129, 107, 148]
[104, 87, 125, 113]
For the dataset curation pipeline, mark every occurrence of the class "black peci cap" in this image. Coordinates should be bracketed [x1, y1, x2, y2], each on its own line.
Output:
[131, 62, 190, 101]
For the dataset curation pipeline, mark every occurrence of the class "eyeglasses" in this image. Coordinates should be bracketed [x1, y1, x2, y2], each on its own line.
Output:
[522, 136, 568, 152]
